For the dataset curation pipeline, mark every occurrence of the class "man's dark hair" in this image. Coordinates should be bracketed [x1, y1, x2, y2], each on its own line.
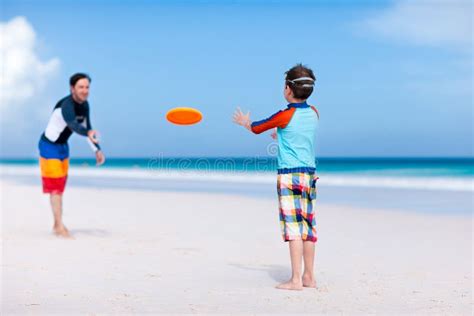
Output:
[70, 73, 91, 87]
[285, 64, 316, 100]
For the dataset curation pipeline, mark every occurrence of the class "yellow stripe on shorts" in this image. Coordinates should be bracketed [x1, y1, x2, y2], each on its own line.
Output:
[39, 157, 69, 178]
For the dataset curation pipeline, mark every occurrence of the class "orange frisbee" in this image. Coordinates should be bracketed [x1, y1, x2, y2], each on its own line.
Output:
[166, 107, 203, 125]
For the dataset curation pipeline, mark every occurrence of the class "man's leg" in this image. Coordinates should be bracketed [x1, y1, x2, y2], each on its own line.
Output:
[50, 193, 71, 238]
[276, 240, 303, 290]
[302, 241, 316, 287]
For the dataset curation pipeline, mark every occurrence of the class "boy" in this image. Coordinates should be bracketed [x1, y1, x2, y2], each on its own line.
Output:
[233, 64, 319, 290]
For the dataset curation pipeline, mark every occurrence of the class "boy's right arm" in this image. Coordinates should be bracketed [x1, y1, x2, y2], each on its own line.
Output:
[271, 128, 277, 139]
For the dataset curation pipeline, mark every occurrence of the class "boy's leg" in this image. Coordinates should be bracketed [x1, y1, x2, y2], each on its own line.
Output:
[276, 240, 303, 290]
[302, 241, 316, 287]
[302, 173, 318, 287]
[50, 193, 71, 238]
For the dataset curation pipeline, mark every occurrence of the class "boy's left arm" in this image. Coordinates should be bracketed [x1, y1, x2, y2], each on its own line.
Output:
[233, 107, 295, 134]
[248, 108, 296, 134]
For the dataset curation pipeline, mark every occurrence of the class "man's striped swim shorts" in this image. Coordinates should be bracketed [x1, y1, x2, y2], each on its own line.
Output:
[38, 138, 69, 194]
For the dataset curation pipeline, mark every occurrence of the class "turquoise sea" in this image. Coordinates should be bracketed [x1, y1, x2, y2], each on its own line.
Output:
[2, 157, 472, 214]
[1, 157, 473, 177]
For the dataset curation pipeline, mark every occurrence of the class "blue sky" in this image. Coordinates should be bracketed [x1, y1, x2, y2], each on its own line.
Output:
[0, 0, 472, 158]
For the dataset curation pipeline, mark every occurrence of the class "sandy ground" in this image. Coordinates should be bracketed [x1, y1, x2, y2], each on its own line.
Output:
[1, 179, 472, 315]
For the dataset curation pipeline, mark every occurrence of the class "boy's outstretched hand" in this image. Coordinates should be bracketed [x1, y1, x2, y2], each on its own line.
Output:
[233, 107, 251, 130]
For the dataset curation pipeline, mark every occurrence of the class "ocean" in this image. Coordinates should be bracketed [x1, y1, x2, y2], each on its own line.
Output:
[1, 157, 473, 214]
[2, 157, 473, 174]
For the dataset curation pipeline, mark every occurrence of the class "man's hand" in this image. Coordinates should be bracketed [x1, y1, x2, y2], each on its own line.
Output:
[88, 130, 100, 144]
[95, 150, 105, 166]
[233, 107, 251, 130]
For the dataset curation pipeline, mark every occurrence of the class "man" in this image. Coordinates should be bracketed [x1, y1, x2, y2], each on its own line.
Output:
[38, 73, 105, 238]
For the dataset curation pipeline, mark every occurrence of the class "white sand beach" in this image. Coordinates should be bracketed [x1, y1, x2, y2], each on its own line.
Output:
[1, 174, 472, 315]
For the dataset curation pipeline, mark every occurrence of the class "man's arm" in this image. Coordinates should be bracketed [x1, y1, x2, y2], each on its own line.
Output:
[61, 98, 89, 136]
[84, 104, 105, 166]
[85, 106, 101, 152]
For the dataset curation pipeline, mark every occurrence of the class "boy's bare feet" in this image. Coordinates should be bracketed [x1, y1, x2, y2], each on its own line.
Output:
[276, 279, 303, 291]
[302, 274, 316, 288]
[53, 225, 73, 239]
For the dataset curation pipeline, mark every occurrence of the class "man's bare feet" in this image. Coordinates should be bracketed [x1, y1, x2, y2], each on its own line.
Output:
[53, 225, 73, 239]
[276, 279, 303, 291]
[302, 274, 316, 288]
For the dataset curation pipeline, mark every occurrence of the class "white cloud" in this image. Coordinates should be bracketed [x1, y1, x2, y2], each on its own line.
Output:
[364, 0, 472, 49]
[0, 16, 60, 110]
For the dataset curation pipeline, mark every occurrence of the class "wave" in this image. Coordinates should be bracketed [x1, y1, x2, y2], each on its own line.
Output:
[2, 165, 473, 192]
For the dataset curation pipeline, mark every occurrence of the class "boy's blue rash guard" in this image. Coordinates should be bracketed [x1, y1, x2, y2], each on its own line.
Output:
[250, 102, 319, 174]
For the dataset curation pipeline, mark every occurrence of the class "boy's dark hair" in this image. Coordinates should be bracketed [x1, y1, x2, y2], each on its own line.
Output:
[285, 64, 316, 100]
[70, 73, 91, 87]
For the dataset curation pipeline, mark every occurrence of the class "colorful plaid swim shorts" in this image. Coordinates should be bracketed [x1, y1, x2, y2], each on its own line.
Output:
[277, 172, 319, 242]
[38, 138, 69, 194]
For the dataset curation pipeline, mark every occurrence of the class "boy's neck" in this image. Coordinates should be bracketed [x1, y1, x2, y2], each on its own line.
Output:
[287, 97, 306, 104]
